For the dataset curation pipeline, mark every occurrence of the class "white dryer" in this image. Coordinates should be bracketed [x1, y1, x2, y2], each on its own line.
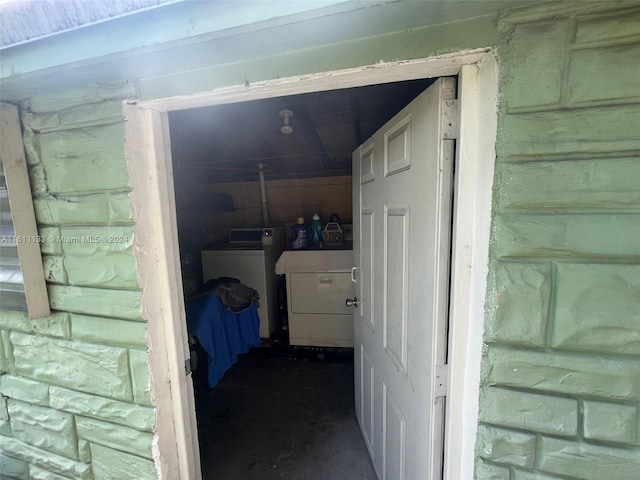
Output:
[276, 249, 354, 348]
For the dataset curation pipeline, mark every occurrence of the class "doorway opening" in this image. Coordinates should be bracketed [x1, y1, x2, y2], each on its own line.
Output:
[165, 78, 435, 479]
[125, 51, 496, 480]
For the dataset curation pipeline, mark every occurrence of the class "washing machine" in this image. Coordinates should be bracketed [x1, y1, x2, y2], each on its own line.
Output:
[201, 227, 284, 339]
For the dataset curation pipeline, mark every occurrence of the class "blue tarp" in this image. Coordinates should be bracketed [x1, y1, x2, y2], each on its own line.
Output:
[186, 295, 261, 387]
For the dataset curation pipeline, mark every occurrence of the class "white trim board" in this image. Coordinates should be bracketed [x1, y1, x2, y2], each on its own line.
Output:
[137, 49, 490, 111]
[0, 103, 51, 319]
[124, 105, 201, 480]
[125, 50, 497, 480]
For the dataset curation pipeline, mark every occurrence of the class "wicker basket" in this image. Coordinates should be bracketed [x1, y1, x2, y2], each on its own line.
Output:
[322, 222, 344, 247]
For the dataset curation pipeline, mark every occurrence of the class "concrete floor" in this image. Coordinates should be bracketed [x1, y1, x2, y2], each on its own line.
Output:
[196, 348, 377, 480]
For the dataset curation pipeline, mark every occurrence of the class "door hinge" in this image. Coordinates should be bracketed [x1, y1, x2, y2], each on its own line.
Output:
[434, 364, 449, 398]
[185, 358, 192, 376]
[441, 99, 459, 140]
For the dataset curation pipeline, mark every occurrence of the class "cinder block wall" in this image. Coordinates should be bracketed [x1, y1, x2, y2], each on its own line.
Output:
[0, 82, 156, 479]
[477, 5, 640, 479]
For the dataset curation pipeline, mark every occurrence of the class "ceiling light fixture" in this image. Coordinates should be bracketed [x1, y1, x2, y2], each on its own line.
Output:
[279, 109, 294, 134]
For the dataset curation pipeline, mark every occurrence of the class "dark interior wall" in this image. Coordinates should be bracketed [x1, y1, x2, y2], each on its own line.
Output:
[173, 173, 352, 293]
[174, 174, 352, 247]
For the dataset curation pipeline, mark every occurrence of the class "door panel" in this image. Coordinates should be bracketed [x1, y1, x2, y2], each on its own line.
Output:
[359, 344, 376, 458]
[353, 77, 454, 480]
[384, 116, 411, 175]
[383, 206, 409, 372]
[383, 383, 406, 480]
[361, 143, 376, 184]
[360, 209, 375, 330]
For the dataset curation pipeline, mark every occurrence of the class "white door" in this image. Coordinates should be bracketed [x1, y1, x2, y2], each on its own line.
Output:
[352, 77, 455, 480]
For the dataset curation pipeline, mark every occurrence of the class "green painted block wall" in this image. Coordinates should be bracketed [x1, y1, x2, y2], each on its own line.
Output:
[0, 81, 154, 480]
[0, 2, 639, 479]
[478, 3, 640, 479]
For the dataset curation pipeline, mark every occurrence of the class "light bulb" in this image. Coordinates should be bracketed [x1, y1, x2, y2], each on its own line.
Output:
[279, 109, 294, 135]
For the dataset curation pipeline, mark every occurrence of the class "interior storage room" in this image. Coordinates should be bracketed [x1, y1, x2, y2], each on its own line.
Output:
[166, 78, 434, 479]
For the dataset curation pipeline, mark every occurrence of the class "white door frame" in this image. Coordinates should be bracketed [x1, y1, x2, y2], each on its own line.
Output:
[124, 49, 498, 480]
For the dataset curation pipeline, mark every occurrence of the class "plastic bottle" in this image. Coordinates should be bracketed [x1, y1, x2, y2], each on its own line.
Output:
[289, 217, 312, 250]
[311, 213, 322, 248]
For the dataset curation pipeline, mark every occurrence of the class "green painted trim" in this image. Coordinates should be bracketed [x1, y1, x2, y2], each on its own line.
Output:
[0, 1, 513, 101]
[0, 1, 353, 78]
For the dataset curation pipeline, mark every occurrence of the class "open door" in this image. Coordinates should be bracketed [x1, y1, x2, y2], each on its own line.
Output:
[352, 77, 455, 480]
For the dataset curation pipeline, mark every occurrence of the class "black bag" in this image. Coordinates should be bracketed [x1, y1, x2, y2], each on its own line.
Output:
[202, 277, 260, 312]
